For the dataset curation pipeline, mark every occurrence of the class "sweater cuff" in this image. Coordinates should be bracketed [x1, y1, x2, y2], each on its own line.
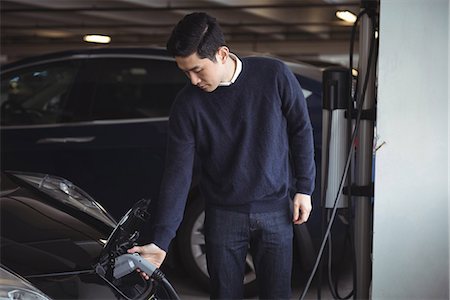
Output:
[151, 227, 175, 252]
[295, 181, 314, 196]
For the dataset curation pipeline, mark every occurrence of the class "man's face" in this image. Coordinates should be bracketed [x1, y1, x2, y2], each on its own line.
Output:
[175, 50, 226, 93]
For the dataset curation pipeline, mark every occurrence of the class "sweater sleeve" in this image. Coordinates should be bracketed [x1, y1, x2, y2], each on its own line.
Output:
[278, 63, 316, 196]
[151, 96, 196, 251]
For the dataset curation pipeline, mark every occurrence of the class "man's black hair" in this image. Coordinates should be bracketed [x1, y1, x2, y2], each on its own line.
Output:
[166, 12, 225, 61]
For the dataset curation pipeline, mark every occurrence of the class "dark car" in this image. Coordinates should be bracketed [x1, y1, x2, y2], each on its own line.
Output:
[0, 170, 180, 299]
[0, 47, 323, 294]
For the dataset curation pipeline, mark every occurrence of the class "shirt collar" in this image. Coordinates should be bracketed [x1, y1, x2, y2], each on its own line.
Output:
[219, 53, 242, 87]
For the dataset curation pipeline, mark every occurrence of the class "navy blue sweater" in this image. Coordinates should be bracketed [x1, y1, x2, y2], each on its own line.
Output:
[152, 57, 315, 251]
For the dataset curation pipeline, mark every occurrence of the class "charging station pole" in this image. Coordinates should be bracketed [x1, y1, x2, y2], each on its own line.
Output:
[354, 1, 377, 299]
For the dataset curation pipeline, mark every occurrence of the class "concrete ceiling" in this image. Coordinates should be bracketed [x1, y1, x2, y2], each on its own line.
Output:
[1, 0, 364, 66]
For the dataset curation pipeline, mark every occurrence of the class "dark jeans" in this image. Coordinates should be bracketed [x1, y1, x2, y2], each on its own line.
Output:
[204, 206, 293, 299]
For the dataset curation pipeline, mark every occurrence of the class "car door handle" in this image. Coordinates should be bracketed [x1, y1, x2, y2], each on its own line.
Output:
[36, 136, 96, 144]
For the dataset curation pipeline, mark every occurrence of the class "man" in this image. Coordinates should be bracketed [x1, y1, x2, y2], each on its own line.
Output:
[128, 12, 315, 299]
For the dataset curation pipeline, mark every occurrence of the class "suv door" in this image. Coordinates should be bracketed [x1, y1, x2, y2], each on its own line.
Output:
[58, 56, 188, 218]
[1, 59, 87, 179]
[1, 55, 188, 219]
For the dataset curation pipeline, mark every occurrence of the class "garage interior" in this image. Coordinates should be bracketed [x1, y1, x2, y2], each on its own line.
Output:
[1, 1, 449, 300]
[1, 0, 361, 66]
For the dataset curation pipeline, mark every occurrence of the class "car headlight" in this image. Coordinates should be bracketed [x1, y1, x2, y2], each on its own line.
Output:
[0, 267, 52, 300]
[3, 288, 51, 300]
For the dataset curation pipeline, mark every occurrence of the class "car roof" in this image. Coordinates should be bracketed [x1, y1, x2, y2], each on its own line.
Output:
[1, 47, 172, 72]
[1, 46, 323, 82]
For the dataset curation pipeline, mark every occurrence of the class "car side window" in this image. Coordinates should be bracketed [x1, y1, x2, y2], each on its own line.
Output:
[0, 60, 80, 126]
[88, 58, 187, 120]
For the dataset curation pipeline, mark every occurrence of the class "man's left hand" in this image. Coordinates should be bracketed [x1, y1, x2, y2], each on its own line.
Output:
[292, 193, 312, 225]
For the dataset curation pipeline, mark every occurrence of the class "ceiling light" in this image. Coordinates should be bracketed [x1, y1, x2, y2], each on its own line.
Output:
[83, 34, 111, 44]
[336, 10, 357, 23]
[36, 30, 72, 38]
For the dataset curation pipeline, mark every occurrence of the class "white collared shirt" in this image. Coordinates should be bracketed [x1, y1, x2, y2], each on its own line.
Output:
[218, 53, 242, 86]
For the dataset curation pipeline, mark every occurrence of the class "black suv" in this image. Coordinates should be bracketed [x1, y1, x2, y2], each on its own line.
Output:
[1, 47, 323, 294]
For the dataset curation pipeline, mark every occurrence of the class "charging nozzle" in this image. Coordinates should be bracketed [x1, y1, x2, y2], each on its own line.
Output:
[113, 253, 159, 280]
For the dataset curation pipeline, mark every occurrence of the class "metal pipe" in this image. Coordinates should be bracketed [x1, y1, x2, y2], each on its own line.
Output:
[354, 1, 377, 299]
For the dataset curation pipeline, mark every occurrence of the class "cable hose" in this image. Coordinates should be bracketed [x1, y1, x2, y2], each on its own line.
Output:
[162, 277, 181, 300]
[327, 211, 354, 300]
[299, 8, 378, 300]
[151, 268, 166, 282]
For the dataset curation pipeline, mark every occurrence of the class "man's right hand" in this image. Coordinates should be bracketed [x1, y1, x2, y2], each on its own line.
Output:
[127, 243, 166, 280]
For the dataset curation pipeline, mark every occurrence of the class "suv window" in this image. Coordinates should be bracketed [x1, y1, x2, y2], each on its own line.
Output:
[0, 61, 80, 126]
[88, 58, 187, 120]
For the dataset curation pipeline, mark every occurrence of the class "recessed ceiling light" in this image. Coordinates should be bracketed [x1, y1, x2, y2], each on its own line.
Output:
[336, 10, 357, 23]
[36, 30, 72, 38]
[83, 34, 111, 44]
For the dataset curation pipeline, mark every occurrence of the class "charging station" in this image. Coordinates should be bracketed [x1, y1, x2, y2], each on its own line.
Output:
[322, 67, 352, 210]
[300, 1, 378, 299]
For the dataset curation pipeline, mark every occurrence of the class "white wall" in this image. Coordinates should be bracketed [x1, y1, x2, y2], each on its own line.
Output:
[373, 0, 449, 299]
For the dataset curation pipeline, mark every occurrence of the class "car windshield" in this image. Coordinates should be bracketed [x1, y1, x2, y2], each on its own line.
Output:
[9, 171, 116, 227]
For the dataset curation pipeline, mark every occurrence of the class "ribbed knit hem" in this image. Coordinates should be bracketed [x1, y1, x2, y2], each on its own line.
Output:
[151, 227, 175, 252]
[205, 195, 291, 214]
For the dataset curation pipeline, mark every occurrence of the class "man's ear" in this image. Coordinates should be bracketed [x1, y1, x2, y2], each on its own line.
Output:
[216, 46, 229, 64]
